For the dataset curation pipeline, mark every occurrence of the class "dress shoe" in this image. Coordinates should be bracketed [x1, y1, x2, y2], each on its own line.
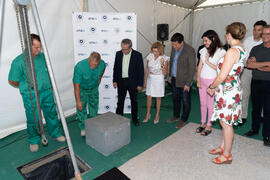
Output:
[143, 114, 151, 123]
[260, 117, 264, 123]
[56, 136, 66, 142]
[81, 130, 86, 136]
[167, 117, 179, 123]
[176, 120, 185, 129]
[244, 130, 258, 137]
[264, 137, 270, 147]
[30, 144, 39, 152]
[134, 122, 140, 126]
[239, 118, 246, 126]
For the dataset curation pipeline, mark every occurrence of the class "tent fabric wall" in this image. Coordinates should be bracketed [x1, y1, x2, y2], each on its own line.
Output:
[0, 0, 80, 138]
[192, 1, 270, 52]
[0, 0, 190, 139]
[87, 0, 191, 58]
[1, 0, 269, 139]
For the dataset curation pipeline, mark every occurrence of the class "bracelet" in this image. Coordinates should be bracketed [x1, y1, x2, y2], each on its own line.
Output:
[208, 84, 215, 89]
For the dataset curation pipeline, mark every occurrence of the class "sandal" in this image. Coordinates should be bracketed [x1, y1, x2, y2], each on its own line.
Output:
[196, 126, 205, 133]
[212, 152, 232, 164]
[201, 129, 212, 136]
[209, 146, 224, 155]
[154, 118, 159, 124]
[143, 114, 151, 123]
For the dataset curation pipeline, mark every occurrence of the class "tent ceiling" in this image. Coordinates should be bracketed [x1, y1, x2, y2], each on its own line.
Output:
[158, 0, 265, 9]
[157, 0, 204, 9]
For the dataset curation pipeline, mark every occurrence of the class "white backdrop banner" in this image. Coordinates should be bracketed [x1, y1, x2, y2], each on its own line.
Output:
[72, 12, 137, 114]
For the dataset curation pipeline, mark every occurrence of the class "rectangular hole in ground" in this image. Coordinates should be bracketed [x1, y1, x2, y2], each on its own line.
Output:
[17, 146, 91, 180]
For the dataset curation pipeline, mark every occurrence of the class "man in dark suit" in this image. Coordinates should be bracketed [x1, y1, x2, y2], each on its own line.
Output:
[167, 33, 196, 129]
[113, 39, 144, 126]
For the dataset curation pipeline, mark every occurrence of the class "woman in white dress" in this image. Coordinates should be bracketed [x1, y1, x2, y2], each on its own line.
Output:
[143, 42, 168, 124]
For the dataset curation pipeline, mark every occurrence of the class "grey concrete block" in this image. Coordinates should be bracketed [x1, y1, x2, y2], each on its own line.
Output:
[85, 112, 130, 156]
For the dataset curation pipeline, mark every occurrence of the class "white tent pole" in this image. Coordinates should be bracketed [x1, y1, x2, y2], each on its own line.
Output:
[188, 10, 194, 44]
[30, 1, 81, 179]
[0, 0, 5, 58]
[195, 0, 265, 9]
[82, 0, 88, 11]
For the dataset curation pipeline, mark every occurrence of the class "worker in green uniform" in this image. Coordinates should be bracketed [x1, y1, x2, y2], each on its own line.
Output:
[8, 34, 65, 152]
[73, 52, 106, 136]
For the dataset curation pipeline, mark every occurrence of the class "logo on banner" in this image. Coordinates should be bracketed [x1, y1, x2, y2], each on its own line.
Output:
[76, 29, 85, 32]
[127, 105, 131, 110]
[101, 29, 109, 32]
[89, 41, 98, 44]
[88, 17, 97, 20]
[127, 15, 132, 21]
[114, 41, 121, 45]
[113, 17, 121, 21]
[90, 27, 96, 33]
[125, 30, 133, 33]
[78, 39, 87, 46]
[103, 75, 111, 79]
[103, 97, 111, 100]
[78, 52, 87, 56]
[76, 14, 83, 21]
[114, 27, 120, 34]
[103, 40, 108, 44]
[101, 53, 110, 56]
[105, 105, 111, 110]
[102, 15, 108, 21]
[104, 84, 110, 89]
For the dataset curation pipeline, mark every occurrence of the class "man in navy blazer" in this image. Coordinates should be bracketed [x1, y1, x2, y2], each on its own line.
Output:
[113, 39, 144, 126]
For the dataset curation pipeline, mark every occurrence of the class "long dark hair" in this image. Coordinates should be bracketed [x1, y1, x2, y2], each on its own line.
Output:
[201, 30, 223, 57]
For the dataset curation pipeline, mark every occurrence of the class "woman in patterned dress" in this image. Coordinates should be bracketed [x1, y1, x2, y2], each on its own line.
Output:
[207, 22, 247, 164]
[143, 42, 168, 124]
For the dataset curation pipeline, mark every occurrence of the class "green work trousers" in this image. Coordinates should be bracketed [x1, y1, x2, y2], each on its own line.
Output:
[77, 87, 99, 130]
[22, 89, 61, 144]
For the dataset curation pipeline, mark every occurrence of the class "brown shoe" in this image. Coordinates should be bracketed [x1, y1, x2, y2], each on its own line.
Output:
[176, 120, 185, 129]
[167, 117, 179, 123]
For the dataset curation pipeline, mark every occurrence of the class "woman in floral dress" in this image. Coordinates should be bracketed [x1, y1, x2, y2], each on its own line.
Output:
[207, 22, 247, 164]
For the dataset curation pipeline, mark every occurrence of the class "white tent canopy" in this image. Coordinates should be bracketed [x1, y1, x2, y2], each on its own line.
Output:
[0, 0, 270, 138]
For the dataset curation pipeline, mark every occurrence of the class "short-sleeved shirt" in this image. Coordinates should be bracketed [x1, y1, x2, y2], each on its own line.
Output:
[249, 43, 270, 81]
[243, 36, 262, 64]
[199, 47, 226, 79]
[73, 59, 105, 89]
[146, 53, 169, 75]
[8, 52, 51, 94]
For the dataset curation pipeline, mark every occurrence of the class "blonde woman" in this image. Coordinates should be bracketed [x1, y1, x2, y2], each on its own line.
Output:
[143, 42, 168, 124]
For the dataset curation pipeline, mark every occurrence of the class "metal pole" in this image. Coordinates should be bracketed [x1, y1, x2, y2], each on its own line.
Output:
[0, 0, 5, 60]
[188, 10, 194, 45]
[19, 4, 48, 146]
[30, 1, 81, 179]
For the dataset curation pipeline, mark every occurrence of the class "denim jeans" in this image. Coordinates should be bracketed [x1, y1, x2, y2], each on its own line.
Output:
[251, 79, 270, 137]
[171, 77, 191, 122]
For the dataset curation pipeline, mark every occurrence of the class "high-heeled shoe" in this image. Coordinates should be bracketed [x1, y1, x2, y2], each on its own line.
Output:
[209, 146, 224, 155]
[143, 114, 151, 123]
[154, 117, 159, 124]
[212, 153, 232, 164]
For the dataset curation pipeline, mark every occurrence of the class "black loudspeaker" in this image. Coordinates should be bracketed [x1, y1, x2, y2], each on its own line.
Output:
[157, 24, 169, 41]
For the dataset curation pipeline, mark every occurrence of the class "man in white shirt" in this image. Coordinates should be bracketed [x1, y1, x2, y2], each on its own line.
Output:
[241, 20, 267, 126]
